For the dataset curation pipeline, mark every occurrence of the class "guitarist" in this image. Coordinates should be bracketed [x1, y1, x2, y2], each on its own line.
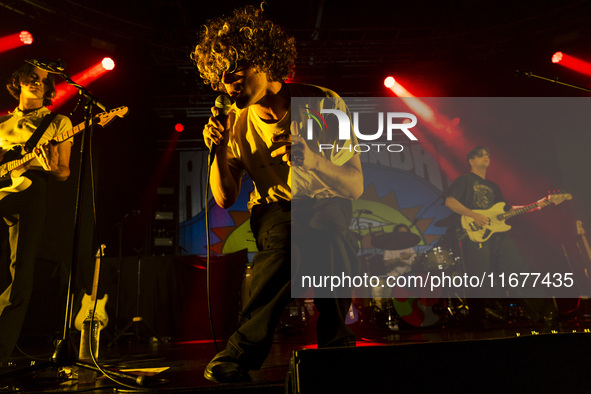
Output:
[0, 61, 72, 364]
[443, 146, 552, 326]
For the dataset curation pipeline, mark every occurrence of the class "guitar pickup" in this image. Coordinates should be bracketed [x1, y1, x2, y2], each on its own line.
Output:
[469, 222, 480, 231]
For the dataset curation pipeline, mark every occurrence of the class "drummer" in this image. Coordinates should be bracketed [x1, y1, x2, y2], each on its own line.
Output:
[382, 224, 417, 278]
[371, 224, 418, 311]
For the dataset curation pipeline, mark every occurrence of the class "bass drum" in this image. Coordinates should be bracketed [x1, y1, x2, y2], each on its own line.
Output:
[392, 298, 446, 328]
[391, 273, 446, 327]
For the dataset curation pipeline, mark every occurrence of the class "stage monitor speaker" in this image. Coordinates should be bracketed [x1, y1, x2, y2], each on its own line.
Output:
[287, 333, 591, 393]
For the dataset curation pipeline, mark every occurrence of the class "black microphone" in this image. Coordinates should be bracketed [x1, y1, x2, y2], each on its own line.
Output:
[208, 94, 233, 165]
[25, 59, 66, 74]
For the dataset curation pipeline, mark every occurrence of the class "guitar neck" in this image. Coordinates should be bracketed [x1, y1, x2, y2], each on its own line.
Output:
[55, 121, 86, 144]
[90, 254, 100, 302]
[579, 227, 591, 263]
[0, 106, 129, 178]
[90, 245, 106, 303]
[0, 122, 86, 175]
[499, 201, 540, 221]
[582, 237, 591, 262]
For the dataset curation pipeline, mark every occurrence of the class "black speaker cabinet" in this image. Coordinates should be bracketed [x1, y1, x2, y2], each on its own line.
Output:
[287, 333, 591, 393]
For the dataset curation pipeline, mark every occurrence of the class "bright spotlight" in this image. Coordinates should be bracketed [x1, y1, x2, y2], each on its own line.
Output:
[551, 52, 563, 64]
[19, 31, 33, 45]
[101, 57, 115, 71]
[384, 76, 395, 88]
[175, 123, 184, 133]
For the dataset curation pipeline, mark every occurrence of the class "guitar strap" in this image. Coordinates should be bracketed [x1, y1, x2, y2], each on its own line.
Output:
[24, 112, 58, 153]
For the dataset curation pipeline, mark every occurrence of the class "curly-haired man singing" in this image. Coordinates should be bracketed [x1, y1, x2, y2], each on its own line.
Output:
[193, 4, 363, 383]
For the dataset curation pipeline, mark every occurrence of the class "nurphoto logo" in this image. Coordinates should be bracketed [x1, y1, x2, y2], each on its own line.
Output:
[304, 105, 419, 153]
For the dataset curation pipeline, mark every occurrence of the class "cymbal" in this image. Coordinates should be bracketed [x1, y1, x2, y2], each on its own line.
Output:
[370, 232, 420, 250]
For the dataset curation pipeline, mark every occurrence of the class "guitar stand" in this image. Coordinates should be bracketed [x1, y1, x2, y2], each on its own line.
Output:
[108, 256, 162, 347]
[0, 73, 144, 389]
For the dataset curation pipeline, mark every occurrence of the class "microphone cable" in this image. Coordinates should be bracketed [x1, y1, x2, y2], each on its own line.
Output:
[204, 94, 233, 353]
[205, 153, 220, 353]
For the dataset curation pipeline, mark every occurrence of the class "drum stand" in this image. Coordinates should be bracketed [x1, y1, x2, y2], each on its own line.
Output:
[438, 229, 470, 326]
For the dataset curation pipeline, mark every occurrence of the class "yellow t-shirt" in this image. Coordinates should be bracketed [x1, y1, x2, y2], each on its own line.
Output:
[225, 83, 358, 210]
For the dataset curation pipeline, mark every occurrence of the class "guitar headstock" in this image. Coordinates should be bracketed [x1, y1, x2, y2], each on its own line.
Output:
[94, 107, 129, 128]
[576, 220, 585, 236]
[95, 244, 106, 258]
[546, 192, 572, 206]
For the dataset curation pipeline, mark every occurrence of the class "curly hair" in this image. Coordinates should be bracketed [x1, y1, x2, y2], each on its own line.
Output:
[191, 4, 296, 92]
[6, 62, 56, 106]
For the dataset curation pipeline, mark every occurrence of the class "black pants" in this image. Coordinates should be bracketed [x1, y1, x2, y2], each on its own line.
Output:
[462, 233, 530, 283]
[461, 232, 551, 319]
[225, 198, 356, 370]
[0, 171, 48, 361]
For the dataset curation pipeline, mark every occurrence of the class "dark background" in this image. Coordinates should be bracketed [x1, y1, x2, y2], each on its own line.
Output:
[1, 0, 591, 335]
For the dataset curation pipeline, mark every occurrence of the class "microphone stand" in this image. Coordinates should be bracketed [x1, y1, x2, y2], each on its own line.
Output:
[514, 70, 591, 93]
[0, 70, 144, 388]
[408, 194, 445, 256]
[52, 69, 103, 368]
[408, 194, 443, 232]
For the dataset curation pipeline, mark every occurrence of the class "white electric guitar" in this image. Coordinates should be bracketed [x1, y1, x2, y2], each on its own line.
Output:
[0, 106, 128, 201]
[461, 193, 572, 243]
[75, 245, 109, 331]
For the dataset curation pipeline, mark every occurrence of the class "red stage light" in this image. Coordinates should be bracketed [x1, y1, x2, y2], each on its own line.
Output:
[384, 76, 395, 88]
[102, 57, 115, 71]
[19, 31, 33, 45]
[175, 123, 184, 133]
[52, 60, 114, 109]
[551, 52, 563, 63]
[385, 80, 469, 180]
[551, 51, 591, 77]
[0, 31, 33, 53]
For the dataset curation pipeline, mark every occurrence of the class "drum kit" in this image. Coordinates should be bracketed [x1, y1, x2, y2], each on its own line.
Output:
[355, 221, 459, 275]
[352, 215, 467, 330]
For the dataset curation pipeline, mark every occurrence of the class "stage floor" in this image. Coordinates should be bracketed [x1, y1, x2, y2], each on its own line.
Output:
[1, 303, 591, 393]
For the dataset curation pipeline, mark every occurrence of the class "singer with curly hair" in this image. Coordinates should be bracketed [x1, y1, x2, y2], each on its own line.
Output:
[193, 4, 363, 383]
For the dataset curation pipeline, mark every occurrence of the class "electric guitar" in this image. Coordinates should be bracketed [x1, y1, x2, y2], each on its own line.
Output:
[0, 106, 129, 201]
[75, 245, 109, 331]
[576, 220, 591, 263]
[461, 193, 572, 243]
[575, 220, 591, 288]
[575, 220, 591, 268]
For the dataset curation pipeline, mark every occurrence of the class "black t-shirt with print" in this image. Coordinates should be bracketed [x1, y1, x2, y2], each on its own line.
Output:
[445, 172, 505, 210]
